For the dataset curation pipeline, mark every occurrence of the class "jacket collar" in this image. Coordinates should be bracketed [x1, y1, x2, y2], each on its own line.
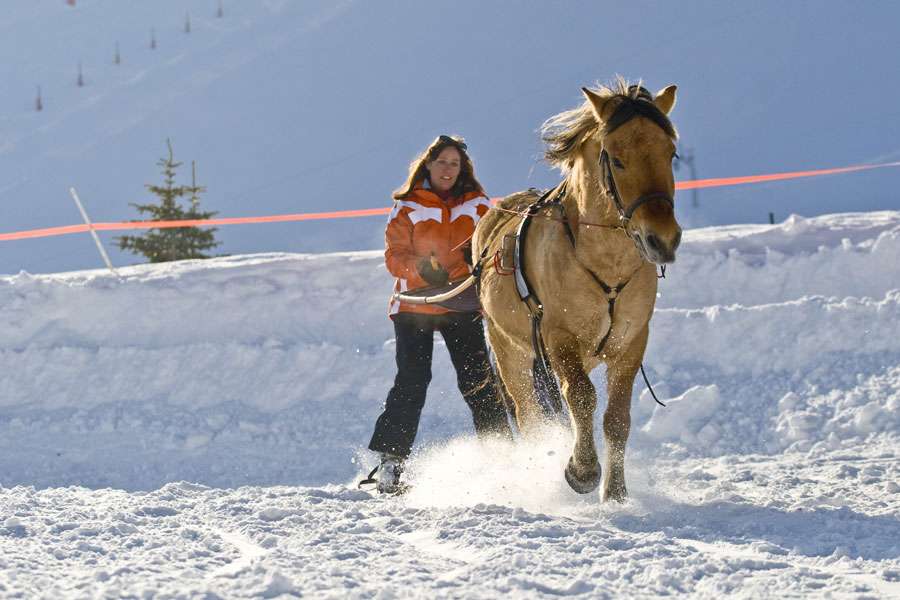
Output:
[417, 179, 456, 201]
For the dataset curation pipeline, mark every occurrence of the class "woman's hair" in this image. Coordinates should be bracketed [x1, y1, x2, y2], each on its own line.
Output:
[393, 135, 486, 200]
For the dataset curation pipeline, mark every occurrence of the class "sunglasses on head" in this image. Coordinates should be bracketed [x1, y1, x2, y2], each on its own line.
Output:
[436, 135, 467, 152]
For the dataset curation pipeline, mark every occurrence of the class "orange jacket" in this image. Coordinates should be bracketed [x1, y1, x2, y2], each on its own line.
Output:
[386, 181, 492, 317]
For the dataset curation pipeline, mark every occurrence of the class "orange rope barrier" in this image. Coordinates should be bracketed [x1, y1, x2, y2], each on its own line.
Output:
[0, 208, 393, 242]
[2, 161, 898, 242]
[674, 161, 900, 190]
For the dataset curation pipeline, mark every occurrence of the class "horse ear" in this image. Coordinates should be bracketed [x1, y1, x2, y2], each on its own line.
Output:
[653, 85, 677, 115]
[582, 87, 617, 123]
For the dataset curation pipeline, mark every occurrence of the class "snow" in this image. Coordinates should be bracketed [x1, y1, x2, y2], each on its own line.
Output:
[2, 1, 900, 598]
[3, 210, 900, 598]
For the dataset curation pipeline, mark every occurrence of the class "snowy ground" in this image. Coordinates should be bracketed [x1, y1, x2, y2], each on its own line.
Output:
[2, 211, 900, 598]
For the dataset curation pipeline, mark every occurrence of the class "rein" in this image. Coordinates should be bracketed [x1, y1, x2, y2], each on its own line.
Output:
[496, 205, 625, 232]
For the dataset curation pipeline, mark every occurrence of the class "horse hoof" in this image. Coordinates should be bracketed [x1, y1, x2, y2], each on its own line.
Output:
[564, 458, 600, 494]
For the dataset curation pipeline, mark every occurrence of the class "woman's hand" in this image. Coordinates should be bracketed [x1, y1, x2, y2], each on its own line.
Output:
[416, 257, 449, 287]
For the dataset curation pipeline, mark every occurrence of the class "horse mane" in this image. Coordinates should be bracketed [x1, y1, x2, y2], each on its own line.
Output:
[541, 77, 677, 172]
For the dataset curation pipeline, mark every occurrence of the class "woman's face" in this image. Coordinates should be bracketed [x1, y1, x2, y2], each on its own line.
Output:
[425, 146, 462, 193]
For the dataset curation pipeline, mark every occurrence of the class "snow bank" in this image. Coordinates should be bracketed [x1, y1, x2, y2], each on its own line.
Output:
[1, 212, 899, 492]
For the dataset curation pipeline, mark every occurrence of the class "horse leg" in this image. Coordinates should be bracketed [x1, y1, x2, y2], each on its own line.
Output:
[487, 329, 542, 436]
[601, 326, 648, 502]
[554, 345, 601, 494]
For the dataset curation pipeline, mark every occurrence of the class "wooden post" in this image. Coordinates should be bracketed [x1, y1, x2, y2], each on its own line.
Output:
[115, 41, 120, 65]
[77, 62, 83, 87]
[36, 86, 42, 111]
[185, 11, 191, 33]
[151, 27, 156, 49]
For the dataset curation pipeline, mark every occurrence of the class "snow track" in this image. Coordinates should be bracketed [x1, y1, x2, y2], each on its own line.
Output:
[2, 212, 900, 597]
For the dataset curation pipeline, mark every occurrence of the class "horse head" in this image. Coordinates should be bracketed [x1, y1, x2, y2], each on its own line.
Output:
[581, 83, 682, 264]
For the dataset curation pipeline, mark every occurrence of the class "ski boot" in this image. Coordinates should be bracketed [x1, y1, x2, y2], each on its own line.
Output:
[375, 453, 407, 494]
[359, 453, 408, 495]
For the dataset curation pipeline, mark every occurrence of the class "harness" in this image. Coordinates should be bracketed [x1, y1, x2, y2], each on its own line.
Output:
[511, 183, 572, 414]
[513, 183, 634, 373]
[510, 146, 671, 409]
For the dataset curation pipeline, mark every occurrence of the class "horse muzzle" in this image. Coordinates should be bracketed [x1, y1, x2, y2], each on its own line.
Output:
[632, 226, 681, 264]
[624, 191, 681, 264]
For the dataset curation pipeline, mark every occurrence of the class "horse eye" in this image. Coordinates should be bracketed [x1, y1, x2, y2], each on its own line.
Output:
[612, 157, 625, 169]
[672, 152, 680, 162]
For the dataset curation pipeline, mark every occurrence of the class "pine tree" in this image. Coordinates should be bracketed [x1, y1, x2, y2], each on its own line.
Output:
[115, 140, 221, 263]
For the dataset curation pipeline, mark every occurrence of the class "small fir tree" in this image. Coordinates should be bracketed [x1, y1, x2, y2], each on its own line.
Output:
[115, 139, 221, 263]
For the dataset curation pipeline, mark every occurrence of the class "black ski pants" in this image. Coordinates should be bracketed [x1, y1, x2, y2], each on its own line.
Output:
[368, 311, 511, 459]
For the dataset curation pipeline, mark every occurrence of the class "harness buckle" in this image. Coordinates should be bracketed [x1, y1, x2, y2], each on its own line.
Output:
[500, 234, 517, 271]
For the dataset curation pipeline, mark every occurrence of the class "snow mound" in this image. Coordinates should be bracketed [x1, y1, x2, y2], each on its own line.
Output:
[0, 211, 898, 492]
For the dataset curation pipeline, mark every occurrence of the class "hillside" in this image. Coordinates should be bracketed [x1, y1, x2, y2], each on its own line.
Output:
[2, 1, 899, 275]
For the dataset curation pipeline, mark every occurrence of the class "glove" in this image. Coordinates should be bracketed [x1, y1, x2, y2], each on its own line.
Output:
[461, 244, 473, 266]
[416, 257, 450, 287]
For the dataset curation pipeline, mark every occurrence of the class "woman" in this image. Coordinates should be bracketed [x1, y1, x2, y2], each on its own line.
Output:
[366, 135, 512, 494]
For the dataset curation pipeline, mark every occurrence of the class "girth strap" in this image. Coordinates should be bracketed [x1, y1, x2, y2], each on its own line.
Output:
[530, 308, 563, 414]
[513, 183, 569, 415]
[514, 184, 573, 303]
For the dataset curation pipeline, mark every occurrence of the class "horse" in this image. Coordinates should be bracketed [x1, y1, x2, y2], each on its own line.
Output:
[472, 79, 681, 501]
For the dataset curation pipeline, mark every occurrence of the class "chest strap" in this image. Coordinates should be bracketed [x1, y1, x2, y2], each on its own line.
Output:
[585, 272, 630, 356]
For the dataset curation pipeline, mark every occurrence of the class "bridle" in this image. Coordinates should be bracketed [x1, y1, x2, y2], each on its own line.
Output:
[598, 148, 675, 237]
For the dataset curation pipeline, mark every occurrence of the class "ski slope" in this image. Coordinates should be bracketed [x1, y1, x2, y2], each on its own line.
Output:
[2, 211, 899, 598]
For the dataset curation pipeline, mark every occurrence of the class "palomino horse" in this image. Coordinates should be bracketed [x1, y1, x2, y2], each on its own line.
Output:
[472, 80, 681, 501]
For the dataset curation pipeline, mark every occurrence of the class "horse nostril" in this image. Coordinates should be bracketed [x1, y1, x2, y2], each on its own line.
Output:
[646, 234, 662, 254]
[672, 230, 682, 251]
